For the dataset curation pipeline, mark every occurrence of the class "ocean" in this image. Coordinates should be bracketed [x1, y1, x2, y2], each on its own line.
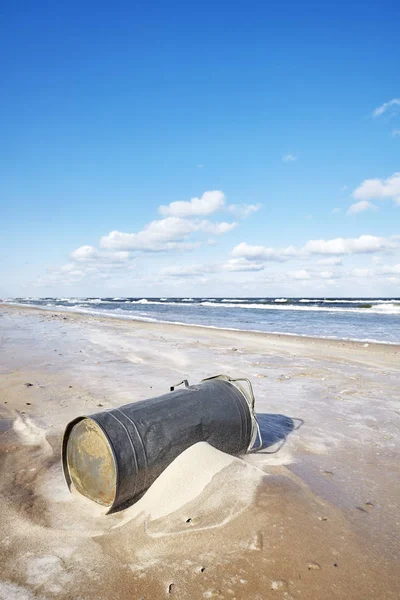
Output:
[2, 297, 400, 344]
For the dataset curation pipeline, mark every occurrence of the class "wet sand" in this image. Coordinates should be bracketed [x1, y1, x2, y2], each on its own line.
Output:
[1, 304, 399, 599]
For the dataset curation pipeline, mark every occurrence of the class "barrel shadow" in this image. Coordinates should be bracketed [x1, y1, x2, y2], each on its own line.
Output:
[254, 413, 303, 453]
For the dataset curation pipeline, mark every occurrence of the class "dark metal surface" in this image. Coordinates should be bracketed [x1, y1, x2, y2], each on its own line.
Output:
[62, 377, 255, 512]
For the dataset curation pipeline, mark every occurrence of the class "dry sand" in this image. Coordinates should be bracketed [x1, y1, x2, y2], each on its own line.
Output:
[0, 304, 399, 599]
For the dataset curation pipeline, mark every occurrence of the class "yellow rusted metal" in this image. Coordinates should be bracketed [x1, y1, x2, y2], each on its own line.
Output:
[66, 418, 116, 507]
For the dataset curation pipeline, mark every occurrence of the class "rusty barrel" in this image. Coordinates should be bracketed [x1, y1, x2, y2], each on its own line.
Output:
[62, 375, 260, 512]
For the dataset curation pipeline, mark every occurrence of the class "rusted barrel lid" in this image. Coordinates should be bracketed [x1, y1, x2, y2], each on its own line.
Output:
[63, 417, 117, 507]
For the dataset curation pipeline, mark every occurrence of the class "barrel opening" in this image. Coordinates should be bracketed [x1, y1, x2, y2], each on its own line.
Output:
[62, 417, 117, 508]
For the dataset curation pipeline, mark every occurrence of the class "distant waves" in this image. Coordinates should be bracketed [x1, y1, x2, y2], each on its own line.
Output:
[2, 297, 400, 343]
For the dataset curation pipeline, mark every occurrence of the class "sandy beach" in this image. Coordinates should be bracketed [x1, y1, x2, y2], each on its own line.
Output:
[1, 304, 399, 600]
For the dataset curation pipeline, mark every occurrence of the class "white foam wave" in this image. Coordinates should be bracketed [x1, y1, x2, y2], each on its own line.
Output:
[373, 303, 400, 313]
[6, 297, 400, 315]
[322, 299, 397, 304]
[275, 298, 288, 303]
[4, 301, 399, 344]
[199, 301, 400, 314]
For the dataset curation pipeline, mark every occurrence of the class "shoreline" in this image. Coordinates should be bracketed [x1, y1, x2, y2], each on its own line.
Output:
[2, 302, 400, 361]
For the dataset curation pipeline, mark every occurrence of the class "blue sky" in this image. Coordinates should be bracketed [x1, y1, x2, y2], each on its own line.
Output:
[1, 0, 399, 297]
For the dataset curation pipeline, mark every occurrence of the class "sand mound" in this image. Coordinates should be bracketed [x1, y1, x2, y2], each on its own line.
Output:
[114, 441, 265, 534]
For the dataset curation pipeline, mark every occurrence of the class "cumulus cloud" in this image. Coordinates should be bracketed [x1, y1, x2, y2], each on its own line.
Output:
[380, 264, 400, 275]
[288, 270, 311, 280]
[222, 258, 266, 272]
[59, 264, 86, 279]
[304, 235, 395, 255]
[70, 245, 98, 261]
[351, 268, 374, 278]
[373, 98, 400, 117]
[319, 270, 334, 279]
[160, 264, 214, 277]
[231, 242, 298, 262]
[70, 245, 130, 263]
[159, 190, 261, 221]
[227, 203, 262, 218]
[206, 221, 237, 234]
[346, 200, 377, 215]
[282, 154, 298, 162]
[100, 217, 236, 251]
[37, 189, 243, 287]
[353, 172, 400, 205]
[38, 245, 136, 287]
[317, 257, 342, 266]
[159, 190, 226, 217]
[231, 235, 397, 265]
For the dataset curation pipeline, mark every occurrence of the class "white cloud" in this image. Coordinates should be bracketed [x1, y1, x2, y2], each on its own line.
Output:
[100, 217, 236, 252]
[304, 235, 396, 255]
[35, 189, 243, 289]
[346, 200, 377, 215]
[159, 190, 225, 217]
[160, 264, 213, 277]
[205, 221, 237, 234]
[373, 98, 400, 117]
[227, 203, 262, 218]
[288, 270, 310, 280]
[231, 242, 298, 262]
[380, 264, 400, 275]
[320, 271, 334, 279]
[352, 268, 374, 278]
[317, 257, 342, 266]
[372, 256, 383, 265]
[353, 172, 400, 205]
[392, 129, 400, 137]
[232, 235, 396, 263]
[282, 154, 298, 162]
[70, 245, 98, 261]
[159, 190, 260, 221]
[70, 245, 130, 263]
[222, 258, 265, 272]
[38, 252, 136, 287]
[60, 263, 84, 274]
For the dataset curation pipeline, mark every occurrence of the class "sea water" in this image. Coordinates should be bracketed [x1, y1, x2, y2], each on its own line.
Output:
[2, 297, 400, 344]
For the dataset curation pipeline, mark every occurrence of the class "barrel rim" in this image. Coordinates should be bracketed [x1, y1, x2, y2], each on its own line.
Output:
[62, 415, 119, 510]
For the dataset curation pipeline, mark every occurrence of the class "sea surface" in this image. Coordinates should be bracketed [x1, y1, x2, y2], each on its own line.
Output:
[2, 297, 400, 344]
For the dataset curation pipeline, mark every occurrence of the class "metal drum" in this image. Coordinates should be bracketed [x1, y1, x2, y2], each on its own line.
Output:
[62, 375, 261, 512]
